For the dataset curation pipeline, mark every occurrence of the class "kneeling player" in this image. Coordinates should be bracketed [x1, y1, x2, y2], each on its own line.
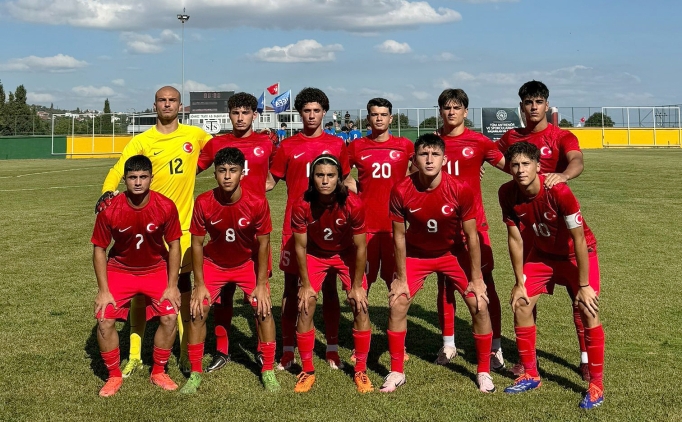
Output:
[292, 154, 373, 393]
[183, 147, 279, 393]
[499, 142, 604, 409]
[92, 155, 182, 397]
[383, 133, 494, 394]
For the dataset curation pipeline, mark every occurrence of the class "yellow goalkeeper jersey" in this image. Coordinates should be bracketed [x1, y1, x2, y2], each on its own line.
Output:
[101, 123, 212, 230]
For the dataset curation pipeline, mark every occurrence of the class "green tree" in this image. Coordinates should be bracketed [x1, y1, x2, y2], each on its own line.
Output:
[99, 98, 113, 134]
[390, 113, 411, 129]
[559, 118, 573, 128]
[419, 116, 438, 129]
[585, 112, 615, 127]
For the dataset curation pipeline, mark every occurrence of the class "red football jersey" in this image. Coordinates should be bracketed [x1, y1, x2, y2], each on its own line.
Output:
[440, 128, 503, 231]
[497, 123, 581, 174]
[270, 132, 351, 234]
[389, 172, 476, 258]
[290, 192, 366, 258]
[190, 188, 272, 268]
[348, 135, 414, 233]
[91, 191, 182, 275]
[196, 132, 274, 196]
[498, 175, 597, 259]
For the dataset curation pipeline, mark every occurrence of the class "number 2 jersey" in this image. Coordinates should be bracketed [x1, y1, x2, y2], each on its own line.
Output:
[91, 191, 182, 274]
[498, 175, 596, 259]
[190, 188, 272, 268]
[101, 124, 213, 230]
[389, 171, 476, 258]
[347, 135, 414, 233]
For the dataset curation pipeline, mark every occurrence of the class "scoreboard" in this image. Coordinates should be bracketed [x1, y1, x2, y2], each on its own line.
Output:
[189, 91, 234, 114]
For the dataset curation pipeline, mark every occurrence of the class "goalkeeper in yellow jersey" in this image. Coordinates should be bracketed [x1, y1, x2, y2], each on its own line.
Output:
[97, 86, 212, 375]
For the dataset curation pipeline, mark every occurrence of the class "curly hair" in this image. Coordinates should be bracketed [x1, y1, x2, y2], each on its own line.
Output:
[294, 87, 330, 112]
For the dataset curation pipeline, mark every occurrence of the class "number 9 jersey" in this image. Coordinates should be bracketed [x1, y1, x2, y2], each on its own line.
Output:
[101, 124, 213, 231]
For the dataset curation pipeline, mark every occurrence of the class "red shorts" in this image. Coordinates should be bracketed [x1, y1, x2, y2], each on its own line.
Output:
[306, 253, 368, 293]
[278, 233, 298, 274]
[523, 249, 601, 298]
[366, 232, 395, 287]
[95, 267, 176, 321]
[405, 250, 473, 298]
[203, 259, 268, 305]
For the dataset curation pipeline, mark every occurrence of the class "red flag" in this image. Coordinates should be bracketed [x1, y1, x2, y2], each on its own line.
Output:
[267, 83, 279, 95]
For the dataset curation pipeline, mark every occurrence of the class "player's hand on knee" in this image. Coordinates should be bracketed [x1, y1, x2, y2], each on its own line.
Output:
[160, 286, 181, 314]
[388, 277, 410, 308]
[95, 190, 119, 214]
[95, 291, 116, 322]
[347, 286, 368, 314]
[465, 278, 489, 312]
[250, 285, 272, 318]
[510, 285, 530, 314]
[575, 285, 599, 318]
[190, 285, 211, 319]
[297, 286, 317, 316]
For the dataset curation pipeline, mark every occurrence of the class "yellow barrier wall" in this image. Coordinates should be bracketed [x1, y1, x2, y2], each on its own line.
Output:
[66, 135, 133, 159]
[567, 128, 603, 149]
[567, 128, 681, 148]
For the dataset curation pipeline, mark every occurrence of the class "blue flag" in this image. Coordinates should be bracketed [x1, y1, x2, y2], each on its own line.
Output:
[271, 90, 291, 114]
[257, 92, 265, 114]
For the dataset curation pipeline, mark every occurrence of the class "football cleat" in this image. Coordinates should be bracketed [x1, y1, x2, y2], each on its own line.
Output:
[579, 363, 591, 382]
[294, 372, 316, 393]
[206, 352, 231, 373]
[120, 358, 143, 378]
[99, 377, 123, 397]
[504, 373, 541, 394]
[354, 371, 374, 393]
[477, 372, 496, 393]
[379, 371, 406, 393]
[150, 373, 179, 391]
[326, 351, 344, 370]
[435, 345, 458, 365]
[179, 372, 202, 394]
[261, 370, 281, 392]
[579, 384, 604, 409]
[277, 351, 295, 371]
[490, 349, 506, 372]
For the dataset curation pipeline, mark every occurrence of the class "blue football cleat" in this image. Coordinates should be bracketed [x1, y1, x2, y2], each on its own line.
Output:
[504, 374, 542, 394]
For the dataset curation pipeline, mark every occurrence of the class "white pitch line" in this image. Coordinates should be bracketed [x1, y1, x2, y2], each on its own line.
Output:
[0, 184, 100, 192]
[0, 166, 109, 179]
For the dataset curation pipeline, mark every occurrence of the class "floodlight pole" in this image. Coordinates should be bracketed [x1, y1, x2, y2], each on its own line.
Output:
[177, 9, 190, 123]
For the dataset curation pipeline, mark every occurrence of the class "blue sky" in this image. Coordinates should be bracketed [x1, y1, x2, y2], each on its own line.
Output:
[0, 0, 680, 113]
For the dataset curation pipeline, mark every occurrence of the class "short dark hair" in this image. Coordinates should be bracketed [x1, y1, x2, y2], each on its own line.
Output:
[280, 123, 287, 128]
[438, 88, 469, 109]
[325, 122, 333, 128]
[304, 154, 348, 207]
[124, 155, 152, 175]
[367, 97, 392, 114]
[214, 147, 245, 168]
[518, 80, 549, 100]
[414, 133, 445, 154]
[504, 141, 540, 163]
[228, 92, 258, 112]
[294, 87, 329, 113]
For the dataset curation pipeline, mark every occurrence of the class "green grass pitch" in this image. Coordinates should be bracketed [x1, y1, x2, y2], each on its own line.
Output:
[0, 149, 681, 420]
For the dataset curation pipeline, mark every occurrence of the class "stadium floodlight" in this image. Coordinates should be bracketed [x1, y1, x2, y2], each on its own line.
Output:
[177, 9, 190, 123]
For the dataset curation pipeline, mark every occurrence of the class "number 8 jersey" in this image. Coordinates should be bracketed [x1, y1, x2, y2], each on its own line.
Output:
[498, 175, 597, 259]
[389, 172, 476, 258]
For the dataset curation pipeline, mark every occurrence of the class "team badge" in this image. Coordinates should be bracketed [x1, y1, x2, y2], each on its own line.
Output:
[540, 146, 552, 158]
[462, 147, 475, 158]
[543, 211, 557, 221]
[441, 205, 454, 216]
[254, 147, 264, 157]
[389, 150, 401, 160]
[183, 142, 194, 153]
[238, 218, 250, 227]
[146, 223, 157, 232]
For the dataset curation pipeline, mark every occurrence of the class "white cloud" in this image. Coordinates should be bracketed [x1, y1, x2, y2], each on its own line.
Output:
[457, 0, 518, 3]
[252, 40, 343, 63]
[434, 52, 457, 62]
[121, 30, 179, 54]
[72, 86, 115, 97]
[218, 83, 239, 91]
[412, 91, 431, 100]
[5, 0, 461, 32]
[360, 88, 405, 102]
[165, 80, 239, 94]
[326, 86, 348, 94]
[27, 92, 55, 103]
[375, 40, 412, 54]
[0, 54, 87, 72]
[111, 79, 125, 87]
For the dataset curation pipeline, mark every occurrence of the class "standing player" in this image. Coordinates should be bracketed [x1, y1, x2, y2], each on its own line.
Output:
[97, 86, 212, 375]
[196, 92, 275, 371]
[497, 80, 588, 378]
[292, 154, 372, 393]
[347, 121, 362, 142]
[277, 123, 288, 143]
[499, 142, 604, 409]
[182, 147, 279, 393]
[268, 88, 351, 371]
[382, 134, 494, 394]
[92, 155, 182, 397]
[434, 89, 506, 369]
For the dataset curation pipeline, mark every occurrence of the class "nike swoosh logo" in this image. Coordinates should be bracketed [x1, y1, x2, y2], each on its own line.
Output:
[361, 154, 372, 160]
[153, 151, 162, 156]
[409, 208, 421, 213]
[119, 226, 132, 232]
[518, 213, 527, 217]
[166, 306, 174, 311]
[210, 219, 222, 225]
[294, 153, 305, 159]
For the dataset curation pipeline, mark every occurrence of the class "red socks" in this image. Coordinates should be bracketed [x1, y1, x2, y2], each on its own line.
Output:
[515, 325, 539, 377]
[473, 332, 493, 373]
[585, 325, 605, 389]
[101, 347, 122, 378]
[387, 330, 407, 373]
[187, 343, 204, 373]
[152, 345, 172, 375]
[260, 341, 276, 372]
[352, 329, 371, 372]
[437, 276, 455, 337]
[486, 280, 502, 339]
[573, 304, 587, 353]
[297, 329, 316, 373]
[213, 305, 233, 356]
